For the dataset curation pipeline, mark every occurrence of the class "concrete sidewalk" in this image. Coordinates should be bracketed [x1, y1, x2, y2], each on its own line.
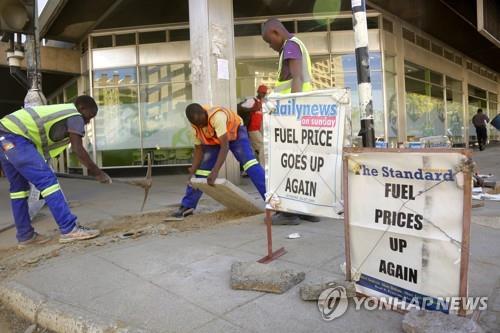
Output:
[0, 145, 499, 332]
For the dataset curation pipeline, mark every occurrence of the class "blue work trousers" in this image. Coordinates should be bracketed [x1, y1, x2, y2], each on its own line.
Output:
[181, 126, 266, 209]
[0, 132, 76, 242]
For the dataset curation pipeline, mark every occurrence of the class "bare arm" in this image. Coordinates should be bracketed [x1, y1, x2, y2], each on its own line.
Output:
[207, 134, 229, 185]
[289, 58, 304, 93]
[69, 133, 110, 183]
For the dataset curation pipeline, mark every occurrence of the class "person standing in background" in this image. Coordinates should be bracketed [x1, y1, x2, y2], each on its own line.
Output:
[261, 18, 320, 225]
[472, 108, 490, 151]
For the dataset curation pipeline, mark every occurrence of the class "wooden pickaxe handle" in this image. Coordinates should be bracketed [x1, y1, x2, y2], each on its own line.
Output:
[54, 154, 153, 211]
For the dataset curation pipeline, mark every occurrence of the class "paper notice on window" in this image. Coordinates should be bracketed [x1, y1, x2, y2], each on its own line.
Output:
[217, 58, 229, 80]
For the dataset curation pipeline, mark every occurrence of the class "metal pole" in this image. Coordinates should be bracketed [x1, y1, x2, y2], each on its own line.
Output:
[24, 0, 47, 108]
[351, 0, 375, 147]
[24, 0, 47, 218]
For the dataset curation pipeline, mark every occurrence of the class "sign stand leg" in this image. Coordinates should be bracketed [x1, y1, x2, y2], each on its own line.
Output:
[458, 157, 472, 316]
[257, 209, 286, 264]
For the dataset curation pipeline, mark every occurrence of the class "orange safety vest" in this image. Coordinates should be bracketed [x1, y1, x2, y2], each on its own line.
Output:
[192, 106, 241, 145]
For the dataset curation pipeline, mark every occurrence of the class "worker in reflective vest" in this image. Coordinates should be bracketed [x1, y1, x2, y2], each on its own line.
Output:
[169, 103, 266, 220]
[0, 96, 111, 247]
[262, 18, 320, 225]
[262, 18, 313, 94]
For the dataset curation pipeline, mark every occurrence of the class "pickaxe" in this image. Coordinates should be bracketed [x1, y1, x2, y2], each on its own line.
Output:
[55, 153, 153, 212]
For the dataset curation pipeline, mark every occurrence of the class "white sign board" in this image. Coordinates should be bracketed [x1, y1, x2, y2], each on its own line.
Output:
[345, 149, 470, 313]
[263, 89, 349, 218]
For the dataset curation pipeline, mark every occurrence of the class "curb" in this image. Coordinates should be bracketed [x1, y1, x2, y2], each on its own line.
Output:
[0, 280, 147, 333]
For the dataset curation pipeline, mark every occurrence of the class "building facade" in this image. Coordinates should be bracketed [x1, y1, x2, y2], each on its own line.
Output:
[39, 1, 499, 169]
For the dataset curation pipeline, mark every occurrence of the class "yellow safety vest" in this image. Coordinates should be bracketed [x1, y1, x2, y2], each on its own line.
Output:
[0, 104, 80, 159]
[275, 36, 313, 94]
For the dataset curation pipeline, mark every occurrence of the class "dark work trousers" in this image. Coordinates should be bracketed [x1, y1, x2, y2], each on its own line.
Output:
[475, 126, 487, 150]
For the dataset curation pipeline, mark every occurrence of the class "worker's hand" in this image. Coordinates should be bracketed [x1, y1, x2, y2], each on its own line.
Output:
[207, 171, 218, 186]
[96, 171, 112, 184]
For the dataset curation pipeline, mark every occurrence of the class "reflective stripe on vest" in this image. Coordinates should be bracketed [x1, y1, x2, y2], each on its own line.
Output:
[275, 36, 313, 94]
[192, 106, 241, 145]
[0, 104, 80, 160]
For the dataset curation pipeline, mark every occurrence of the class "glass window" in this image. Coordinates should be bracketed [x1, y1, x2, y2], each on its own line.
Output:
[93, 86, 141, 166]
[115, 33, 136, 46]
[469, 85, 487, 99]
[169, 29, 190, 42]
[140, 63, 191, 84]
[236, 59, 278, 99]
[64, 81, 78, 102]
[332, 53, 382, 72]
[415, 35, 430, 50]
[139, 31, 166, 44]
[281, 21, 295, 33]
[402, 28, 415, 42]
[139, 82, 193, 157]
[404, 62, 441, 85]
[443, 49, 454, 62]
[92, 35, 112, 49]
[297, 19, 327, 33]
[93, 67, 137, 87]
[385, 56, 398, 144]
[234, 24, 261, 37]
[332, 52, 384, 143]
[310, 56, 331, 90]
[405, 78, 445, 139]
[382, 18, 393, 33]
[330, 17, 377, 30]
[404, 62, 445, 140]
[488, 101, 497, 140]
[431, 43, 443, 56]
[445, 76, 464, 145]
[488, 92, 498, 102]
[330, 18, 352, 31]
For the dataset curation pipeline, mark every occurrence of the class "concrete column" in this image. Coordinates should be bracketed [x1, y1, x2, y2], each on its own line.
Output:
[188, 0, 240, 184]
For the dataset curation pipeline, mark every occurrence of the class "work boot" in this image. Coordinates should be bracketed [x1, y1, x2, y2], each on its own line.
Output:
[271, 212, 301, 225]
[59, 225, 100, 243]
[18, 232, 51, 249]
[168, 206, 194, 221]
[298, 214, 321, 222]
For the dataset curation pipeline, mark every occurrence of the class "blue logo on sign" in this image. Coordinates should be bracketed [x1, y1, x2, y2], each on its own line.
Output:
[275, 100, 337, 120]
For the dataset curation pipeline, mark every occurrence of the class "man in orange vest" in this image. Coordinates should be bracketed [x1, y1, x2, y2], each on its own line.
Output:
[169, 103, 266, 220]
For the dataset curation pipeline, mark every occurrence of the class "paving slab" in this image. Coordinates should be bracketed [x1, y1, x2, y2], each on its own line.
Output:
[230, 261, 306, 294]
[402, 309, 484, 333]
[190, 178, 264, 214]
[192, 318, 252, 333]
[87, 280, 215, 333]
[96, 236, 225, 279]
[151, 251, 265, 315]
[15, 254, 145, 305]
